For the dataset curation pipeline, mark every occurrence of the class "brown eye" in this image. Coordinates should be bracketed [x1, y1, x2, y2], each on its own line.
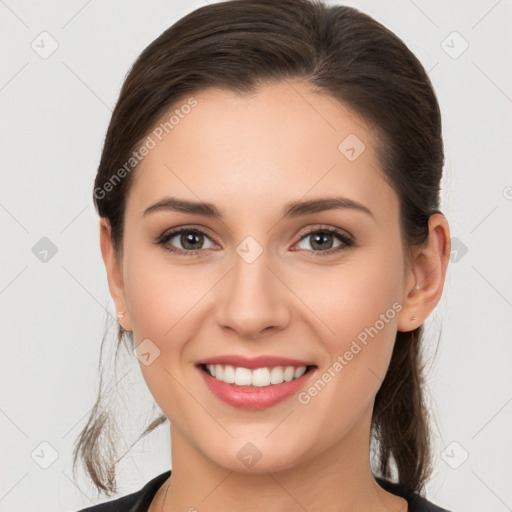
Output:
[293, 227, 354, 253]
[156, 228, 216, 254]
[175, 231, 205, 250]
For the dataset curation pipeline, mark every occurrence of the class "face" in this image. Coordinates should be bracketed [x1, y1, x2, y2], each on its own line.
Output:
[108, 80, 417, 473]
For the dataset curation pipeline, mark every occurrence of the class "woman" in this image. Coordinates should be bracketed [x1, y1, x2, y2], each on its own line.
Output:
[74, 0, 452, 510]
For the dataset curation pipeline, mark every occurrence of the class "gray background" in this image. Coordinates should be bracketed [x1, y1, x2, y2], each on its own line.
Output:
[1, 1, 511, 511]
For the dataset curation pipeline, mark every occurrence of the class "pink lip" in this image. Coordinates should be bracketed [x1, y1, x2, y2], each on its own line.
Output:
[196, 360, 317, 410]
[195, 354, 315, 369]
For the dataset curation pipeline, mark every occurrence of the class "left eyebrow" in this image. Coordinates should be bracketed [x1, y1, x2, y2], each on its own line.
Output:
[141, 196, 374, 220]
[282, 197, 374, 220]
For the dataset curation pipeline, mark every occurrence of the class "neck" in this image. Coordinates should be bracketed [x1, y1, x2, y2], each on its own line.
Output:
[153, 408, 406, 512]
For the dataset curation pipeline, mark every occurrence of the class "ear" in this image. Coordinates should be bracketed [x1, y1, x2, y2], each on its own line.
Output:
[99, 218, 133, 332]
[397, 213, 451, 332]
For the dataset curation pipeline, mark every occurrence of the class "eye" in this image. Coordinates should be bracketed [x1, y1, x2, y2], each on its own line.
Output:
[292, 226, 354, 254]
[155, 227, 217, 255]
[155, 225, 354, 257]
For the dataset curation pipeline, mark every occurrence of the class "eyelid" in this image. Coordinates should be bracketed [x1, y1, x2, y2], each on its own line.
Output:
[294, 224, 354, 242]
[155, 223, 215, 240]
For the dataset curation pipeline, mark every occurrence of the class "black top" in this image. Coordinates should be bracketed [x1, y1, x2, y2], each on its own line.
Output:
[77, 470, 452, 512]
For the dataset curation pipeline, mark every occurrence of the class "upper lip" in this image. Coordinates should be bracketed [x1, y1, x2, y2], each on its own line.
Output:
[195, 355, 316, 369]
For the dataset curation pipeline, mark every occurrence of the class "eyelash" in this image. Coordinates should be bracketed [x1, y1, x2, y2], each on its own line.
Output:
[154, 225, 354, 257]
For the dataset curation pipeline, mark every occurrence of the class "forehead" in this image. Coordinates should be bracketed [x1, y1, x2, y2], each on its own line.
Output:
[126, 81, 398, 222]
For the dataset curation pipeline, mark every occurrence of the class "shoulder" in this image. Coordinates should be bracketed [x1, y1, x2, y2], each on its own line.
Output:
[76, 470, 171, 512]
[375, 477, 453, 512]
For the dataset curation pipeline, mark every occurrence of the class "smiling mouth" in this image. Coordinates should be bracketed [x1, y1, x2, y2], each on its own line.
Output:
[199, 363, 317, 387]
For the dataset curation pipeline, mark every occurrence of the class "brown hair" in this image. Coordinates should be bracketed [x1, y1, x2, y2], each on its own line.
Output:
[73, 0, 443, 497]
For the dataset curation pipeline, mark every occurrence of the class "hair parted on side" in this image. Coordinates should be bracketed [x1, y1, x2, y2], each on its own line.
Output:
[73, 0, 443, 497]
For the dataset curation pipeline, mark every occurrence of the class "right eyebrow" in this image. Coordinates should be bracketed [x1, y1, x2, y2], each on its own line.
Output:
[142, 197, 222, 218]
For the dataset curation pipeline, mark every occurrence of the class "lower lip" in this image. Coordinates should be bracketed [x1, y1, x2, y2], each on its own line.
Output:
[197, 365, 316, 409]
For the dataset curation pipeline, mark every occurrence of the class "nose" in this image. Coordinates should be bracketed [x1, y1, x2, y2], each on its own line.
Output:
[215, 250, 291, 340]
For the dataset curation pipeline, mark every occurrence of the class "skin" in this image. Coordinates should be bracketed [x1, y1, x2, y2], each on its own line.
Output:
[100, 80, 450, 512]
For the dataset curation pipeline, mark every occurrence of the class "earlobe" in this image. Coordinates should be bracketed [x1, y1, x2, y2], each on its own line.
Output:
[99, 218, 132, 331]
[397, 213, 451, 332]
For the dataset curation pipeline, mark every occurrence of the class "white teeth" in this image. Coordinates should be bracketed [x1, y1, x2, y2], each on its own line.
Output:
[283, 366, 295, 382]
[251, 367, 270, 387]
[270, 366, 284, 384]
[234, 367, 252, 386]
[294, 366, 306, 379]
[223, 365, 235, 383]
[205, 364, 308, 387]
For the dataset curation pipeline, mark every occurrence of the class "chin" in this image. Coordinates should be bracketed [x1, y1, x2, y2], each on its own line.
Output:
[202, 437, 310, 475]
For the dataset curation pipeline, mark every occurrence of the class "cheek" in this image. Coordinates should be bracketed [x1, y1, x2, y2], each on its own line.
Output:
[121, 250, 206, 425]
[121, 244, 219, 399]
[297, 252, 403, 344]
[123, 243, 206, 339]
[290, 258, 403, 443]
[292, 248, 404, 407]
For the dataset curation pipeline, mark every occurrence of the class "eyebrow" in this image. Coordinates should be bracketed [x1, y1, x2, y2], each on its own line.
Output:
[142, 196, 374, 220]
